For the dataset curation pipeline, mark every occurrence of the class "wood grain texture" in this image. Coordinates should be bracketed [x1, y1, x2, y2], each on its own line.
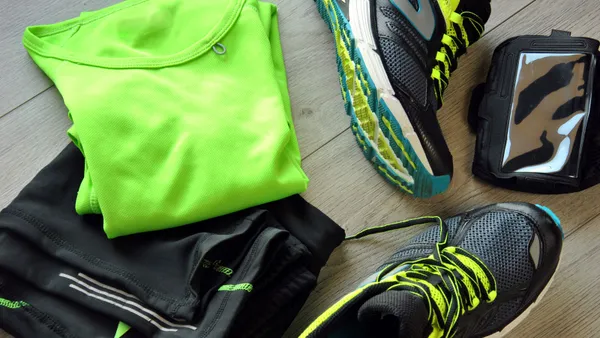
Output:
[1, 0, 600, 337]
[0, 87, 71, 209]
[0, 0, 122, 117]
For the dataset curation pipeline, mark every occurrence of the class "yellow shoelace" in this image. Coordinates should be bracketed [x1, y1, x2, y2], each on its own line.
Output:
[431, 10, 485, 105]
[347, 216, 497, 337]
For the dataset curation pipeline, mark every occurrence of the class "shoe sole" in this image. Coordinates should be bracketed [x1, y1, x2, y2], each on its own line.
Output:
[315, 0, 451, 198]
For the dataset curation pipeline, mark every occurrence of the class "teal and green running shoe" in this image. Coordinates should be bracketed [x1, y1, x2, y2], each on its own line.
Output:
[300, 202, 563, 338]
[314, 0, 491, 197]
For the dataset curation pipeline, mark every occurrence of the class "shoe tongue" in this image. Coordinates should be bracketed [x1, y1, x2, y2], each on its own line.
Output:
[357, 290, 429, 337]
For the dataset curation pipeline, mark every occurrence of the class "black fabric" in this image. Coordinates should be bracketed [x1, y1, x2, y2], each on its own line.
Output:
[379, 37, 429, 106]
[434, 0, 490, 94]
[471, 31, 600, 194]
[0, 269, 145, 338]
[0, 144, 345, 338]
[357, 291, 429, 338]
[468, 83, 486, 132]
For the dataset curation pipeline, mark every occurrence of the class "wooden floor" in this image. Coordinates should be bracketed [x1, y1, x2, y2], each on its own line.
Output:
[2, 0, 600, 337]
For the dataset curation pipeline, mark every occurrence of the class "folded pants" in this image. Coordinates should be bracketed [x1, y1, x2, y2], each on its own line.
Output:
[0, 145, 344, 338]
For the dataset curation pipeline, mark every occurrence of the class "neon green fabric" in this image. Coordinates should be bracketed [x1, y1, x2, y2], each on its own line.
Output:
[115, 321, 131, 338]
[23, 0, 308, 238]
[0, 297, 28, 309]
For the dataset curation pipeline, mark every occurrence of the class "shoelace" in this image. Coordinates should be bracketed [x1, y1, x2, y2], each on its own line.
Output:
[346, 216, 497, 338]
[431, 10, 485, 106]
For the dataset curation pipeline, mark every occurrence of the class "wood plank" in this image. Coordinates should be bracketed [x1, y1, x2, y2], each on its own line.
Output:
[0, 87, 71, 209]
[277, 0, 349, 157]
[486, 0, 535, 31]
[0, 0, 122, 117]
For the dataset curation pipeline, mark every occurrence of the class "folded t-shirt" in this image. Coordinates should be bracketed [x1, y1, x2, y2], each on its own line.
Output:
[23, 0, 309, 238]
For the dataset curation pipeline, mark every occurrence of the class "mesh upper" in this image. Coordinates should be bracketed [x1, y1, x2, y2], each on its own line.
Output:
[481, 298, 524, 331]
[379, 38, 428, 106]
[386, 22, 427, 67]
[377, 0, 491, 106]
[389, 212, 535, 291]
[377, 4, 429, 106]
[317, 205, 557, 338]
[380, 6, 428, 60]
[460, 212, 535, 292]
[378, 209, 536, 335]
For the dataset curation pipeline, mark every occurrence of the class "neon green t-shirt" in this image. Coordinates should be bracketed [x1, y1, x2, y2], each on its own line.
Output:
[23, 0, 308, 238]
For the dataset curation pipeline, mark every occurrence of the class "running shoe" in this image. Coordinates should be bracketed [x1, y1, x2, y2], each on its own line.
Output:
[300, 202, 563, 337]
[315, 0, 491, 197]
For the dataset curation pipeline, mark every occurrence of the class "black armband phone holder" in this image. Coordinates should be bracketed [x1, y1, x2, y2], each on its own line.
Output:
[470, 30, 600, 194]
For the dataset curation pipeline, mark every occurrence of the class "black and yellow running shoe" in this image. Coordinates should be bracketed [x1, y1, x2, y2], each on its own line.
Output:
[315, 0, 491, 197]
[300, 203, 563, 338]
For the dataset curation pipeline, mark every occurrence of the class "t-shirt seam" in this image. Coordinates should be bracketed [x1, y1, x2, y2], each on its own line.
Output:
[23, 0, 244, 69]
[90, 189, 101, 214]
[246, 2, 260, 14]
